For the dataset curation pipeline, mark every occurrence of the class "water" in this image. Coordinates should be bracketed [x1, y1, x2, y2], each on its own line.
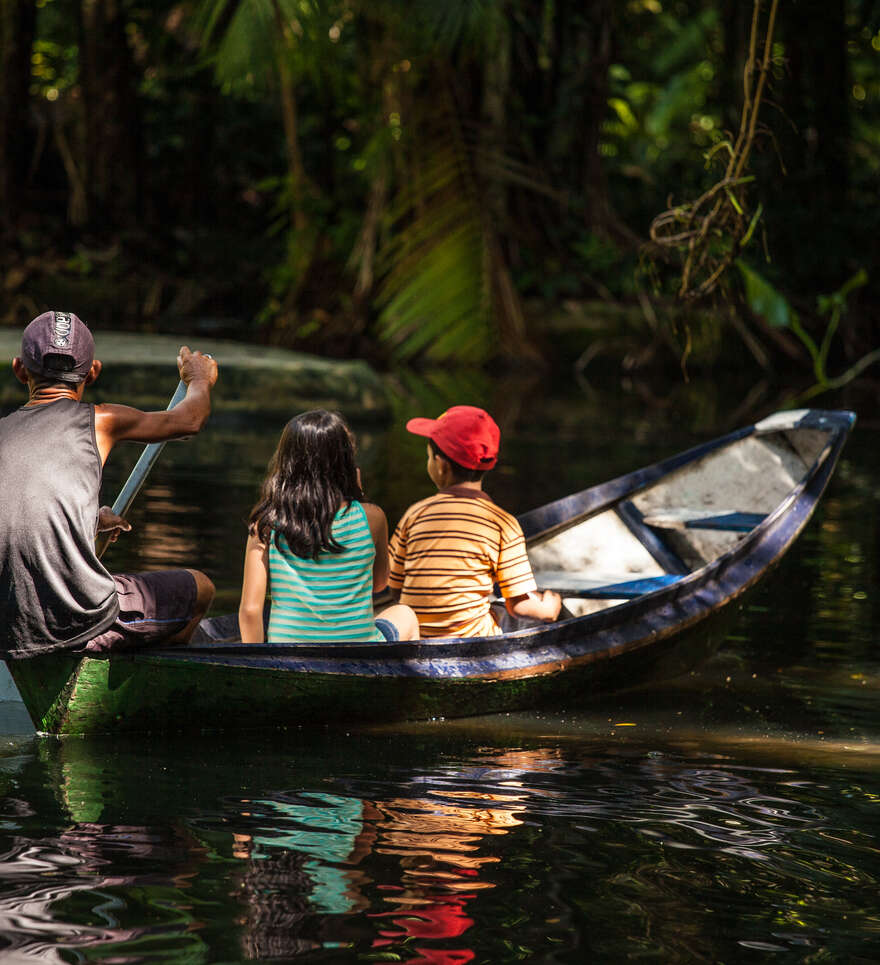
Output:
[1, 369, 878, 962]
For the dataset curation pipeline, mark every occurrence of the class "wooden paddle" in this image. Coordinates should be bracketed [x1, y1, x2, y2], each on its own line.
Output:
[96, 379, 187, 559]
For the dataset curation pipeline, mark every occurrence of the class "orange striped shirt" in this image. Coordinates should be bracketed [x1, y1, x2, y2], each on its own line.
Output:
[388, 486, 537, 638]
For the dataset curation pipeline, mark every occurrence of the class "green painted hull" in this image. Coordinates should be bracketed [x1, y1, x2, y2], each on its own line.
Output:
[7, 612, 730, 736]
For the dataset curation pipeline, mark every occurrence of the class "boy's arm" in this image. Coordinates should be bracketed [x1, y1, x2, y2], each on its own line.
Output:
[505, 590, 562, 622]
[93, 347, 218, 463]
[239, 531, 269, 643]
[497, 515, 561, 622]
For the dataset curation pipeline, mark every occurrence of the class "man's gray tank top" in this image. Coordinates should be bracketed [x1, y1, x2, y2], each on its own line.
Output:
[0, 399, 119, 658]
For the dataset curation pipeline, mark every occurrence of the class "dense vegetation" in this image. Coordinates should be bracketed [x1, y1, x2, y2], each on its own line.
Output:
[1, 0, 878, 383]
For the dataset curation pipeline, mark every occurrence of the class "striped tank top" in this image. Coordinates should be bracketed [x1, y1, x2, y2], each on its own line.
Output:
[267, 501, 383, 642]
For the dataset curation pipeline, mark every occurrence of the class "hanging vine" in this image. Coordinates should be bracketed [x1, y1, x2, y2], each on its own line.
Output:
[649, 0, 780, 299]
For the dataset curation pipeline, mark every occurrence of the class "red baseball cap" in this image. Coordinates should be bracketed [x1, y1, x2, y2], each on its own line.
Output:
[406, 405, 500, 471]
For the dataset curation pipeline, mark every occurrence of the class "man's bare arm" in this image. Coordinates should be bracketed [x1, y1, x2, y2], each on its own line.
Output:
[93, 347, 218, 463]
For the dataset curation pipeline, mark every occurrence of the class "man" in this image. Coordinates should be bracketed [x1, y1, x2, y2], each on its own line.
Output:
[0, 310, 219, 659]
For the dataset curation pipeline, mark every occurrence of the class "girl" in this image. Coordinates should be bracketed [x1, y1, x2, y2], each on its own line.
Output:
[239, 410, 418, 643]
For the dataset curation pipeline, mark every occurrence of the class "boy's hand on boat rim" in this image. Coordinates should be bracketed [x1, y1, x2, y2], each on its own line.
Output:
[537, 590, 563, 621]
[177, 347, 218, 387]
[97, 506, 132, 543]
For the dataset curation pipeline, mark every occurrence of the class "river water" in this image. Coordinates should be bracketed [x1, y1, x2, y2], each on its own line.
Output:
[0, 369, 878, 962]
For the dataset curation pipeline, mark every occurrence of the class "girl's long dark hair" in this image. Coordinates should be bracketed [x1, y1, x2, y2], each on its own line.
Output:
[248, 410, 362, 559]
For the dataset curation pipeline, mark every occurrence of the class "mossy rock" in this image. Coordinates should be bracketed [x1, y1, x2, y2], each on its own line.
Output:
[0, 331, 389, 421]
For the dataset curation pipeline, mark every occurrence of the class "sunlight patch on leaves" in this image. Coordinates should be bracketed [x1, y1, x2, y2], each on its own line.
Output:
[374, 144, 493, 363]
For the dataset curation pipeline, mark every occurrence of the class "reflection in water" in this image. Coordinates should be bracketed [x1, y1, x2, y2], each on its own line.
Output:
[230, 792, 374, 957]
[366, 786, 529, 965]
[0, 736, 876, 961]
[235, 793, 372, 913]
[224, 783, 527, 962]
[171, 746, 876, 961]
[0, 822, 204, 962]
[529, 758, 822, 856]
[236, 848, 316, 959]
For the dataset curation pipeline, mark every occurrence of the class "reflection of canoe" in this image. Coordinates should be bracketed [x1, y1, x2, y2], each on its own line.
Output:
[8, 408, 855, 737]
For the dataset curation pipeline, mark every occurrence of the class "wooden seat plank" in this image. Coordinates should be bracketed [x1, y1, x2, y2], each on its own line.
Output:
[642, 509, 766, 533]
[535, 572, 683, 599]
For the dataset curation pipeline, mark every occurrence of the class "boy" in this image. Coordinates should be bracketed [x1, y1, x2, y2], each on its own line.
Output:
[388, 405, 561, 638]
[0, 310, 219, 659]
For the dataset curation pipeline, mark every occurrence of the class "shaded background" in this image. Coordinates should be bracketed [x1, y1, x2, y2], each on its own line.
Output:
[1, 0, 878, 390]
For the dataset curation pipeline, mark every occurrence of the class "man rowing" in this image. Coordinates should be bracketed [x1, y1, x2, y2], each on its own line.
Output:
[0, 311, 218, 659]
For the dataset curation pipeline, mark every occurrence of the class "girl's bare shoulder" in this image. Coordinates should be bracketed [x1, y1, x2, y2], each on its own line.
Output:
[360, 501, 389, 535]
[360, 501, 387, 521]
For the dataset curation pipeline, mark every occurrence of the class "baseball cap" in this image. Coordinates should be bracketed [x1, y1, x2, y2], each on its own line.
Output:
[20, 311, 95, 383]
[406, 405, 500, 471]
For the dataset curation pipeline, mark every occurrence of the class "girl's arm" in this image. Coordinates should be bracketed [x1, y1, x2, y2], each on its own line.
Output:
[239, 531, 269, 643]
[362, 502, 390, 592]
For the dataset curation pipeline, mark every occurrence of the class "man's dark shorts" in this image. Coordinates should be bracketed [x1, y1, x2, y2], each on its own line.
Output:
[84, 570, 197, 653]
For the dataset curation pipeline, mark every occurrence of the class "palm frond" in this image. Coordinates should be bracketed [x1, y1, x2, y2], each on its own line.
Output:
[374, 142, 494, 364]
[409, 0, 504, 52]
[192, 0, 276, 90]
[193, 0, 333, 92]
[215, 0, 277, 89]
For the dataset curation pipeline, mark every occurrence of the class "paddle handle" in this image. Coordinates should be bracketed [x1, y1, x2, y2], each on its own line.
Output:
[97, 379, 187, 558]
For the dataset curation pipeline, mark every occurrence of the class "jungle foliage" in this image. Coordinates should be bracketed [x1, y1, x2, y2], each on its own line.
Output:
[1, 0, 878, 381]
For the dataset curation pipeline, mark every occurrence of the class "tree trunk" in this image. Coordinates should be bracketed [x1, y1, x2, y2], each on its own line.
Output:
[271, 0, 306, 235]
[78, 0, 143, 227]
[0, 0, 37, 241]
[762, 0, 851, 289]
[481, 3, 511, 234]
[783, 0, 850, 205]
[580, 0, 614, 233]
[720, 0, 752, 134]
[479, 3, 538, 358]
[351, 159, 387, 304]
[350, 24, 395, 308]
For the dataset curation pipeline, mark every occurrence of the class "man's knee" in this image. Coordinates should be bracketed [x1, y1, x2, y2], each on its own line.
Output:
[187, 569, 215, 616]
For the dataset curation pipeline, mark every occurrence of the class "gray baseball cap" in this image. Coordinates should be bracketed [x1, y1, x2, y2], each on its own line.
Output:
[20, 311, 95, 383]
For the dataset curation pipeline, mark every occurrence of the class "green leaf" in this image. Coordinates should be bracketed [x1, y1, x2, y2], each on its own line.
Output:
[818, 268, 868, 315]
[652, 9, 718, 75]
[740, 203, 763, 248]
[736, 260, 795, 330]
[608, 98, 638, 131]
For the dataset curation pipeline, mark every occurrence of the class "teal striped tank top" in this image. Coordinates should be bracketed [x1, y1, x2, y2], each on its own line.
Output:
[267, 501, 383, 642]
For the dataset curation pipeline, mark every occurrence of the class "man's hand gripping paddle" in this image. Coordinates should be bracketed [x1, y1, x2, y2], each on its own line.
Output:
[95, 379, 187, 560]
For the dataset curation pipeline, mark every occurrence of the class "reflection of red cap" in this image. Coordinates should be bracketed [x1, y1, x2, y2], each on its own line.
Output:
[406, 406, 500, 471]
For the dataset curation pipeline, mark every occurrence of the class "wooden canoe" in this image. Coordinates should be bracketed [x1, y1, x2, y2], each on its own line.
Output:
[8, 408, 855, 736]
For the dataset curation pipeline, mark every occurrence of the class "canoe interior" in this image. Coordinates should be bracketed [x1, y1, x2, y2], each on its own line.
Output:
[527, 417, 833, 617]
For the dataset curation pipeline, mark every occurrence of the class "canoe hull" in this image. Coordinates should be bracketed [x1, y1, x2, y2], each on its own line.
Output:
[10, 603, 737, 736]
[6, 408, 855, 737]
